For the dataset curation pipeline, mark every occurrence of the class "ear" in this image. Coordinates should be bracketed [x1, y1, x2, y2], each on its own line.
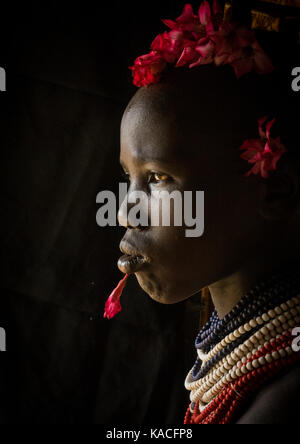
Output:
[258, 158, 300, 221]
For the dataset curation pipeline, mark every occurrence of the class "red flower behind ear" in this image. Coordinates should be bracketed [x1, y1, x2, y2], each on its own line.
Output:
[240, 118, 287, 179]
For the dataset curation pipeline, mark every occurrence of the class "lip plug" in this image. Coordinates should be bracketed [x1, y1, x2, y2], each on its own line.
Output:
[103, 273, 129, 320]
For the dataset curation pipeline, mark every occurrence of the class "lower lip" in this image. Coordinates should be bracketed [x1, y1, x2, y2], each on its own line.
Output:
[118, 254, 150, 274]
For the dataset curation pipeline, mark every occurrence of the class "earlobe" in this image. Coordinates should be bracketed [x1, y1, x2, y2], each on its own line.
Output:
[258, 159, 300, 221]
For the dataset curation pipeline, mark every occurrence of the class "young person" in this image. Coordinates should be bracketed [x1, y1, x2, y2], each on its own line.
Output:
[106, 0, 300, 424]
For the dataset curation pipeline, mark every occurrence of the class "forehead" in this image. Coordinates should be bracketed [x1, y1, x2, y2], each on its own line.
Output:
[121, 97, 179, 161]
[119, 65, 261, 174]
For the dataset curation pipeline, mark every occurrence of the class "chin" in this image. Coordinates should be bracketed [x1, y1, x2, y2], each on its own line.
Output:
[135, 271, 190, 305]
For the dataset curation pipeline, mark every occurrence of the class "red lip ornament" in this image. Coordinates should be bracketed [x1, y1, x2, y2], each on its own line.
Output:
[103, 273, 129, 320]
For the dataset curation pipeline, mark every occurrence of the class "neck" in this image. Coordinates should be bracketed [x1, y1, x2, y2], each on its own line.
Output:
[208, 255, 296, 320]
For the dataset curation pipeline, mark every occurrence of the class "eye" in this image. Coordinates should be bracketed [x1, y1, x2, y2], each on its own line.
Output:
[148, 172, 171, 184]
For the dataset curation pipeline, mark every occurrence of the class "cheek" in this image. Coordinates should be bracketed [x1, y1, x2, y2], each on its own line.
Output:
[137, 227, 204, 297]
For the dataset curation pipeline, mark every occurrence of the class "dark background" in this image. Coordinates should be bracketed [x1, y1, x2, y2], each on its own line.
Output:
[0, 0, 213, 424]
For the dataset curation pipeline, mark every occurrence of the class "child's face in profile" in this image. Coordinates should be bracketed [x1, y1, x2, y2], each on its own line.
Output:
[117, 79, 268, 305]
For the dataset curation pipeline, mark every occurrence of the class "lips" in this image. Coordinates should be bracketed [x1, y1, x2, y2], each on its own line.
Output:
[118, 240, 151, 274]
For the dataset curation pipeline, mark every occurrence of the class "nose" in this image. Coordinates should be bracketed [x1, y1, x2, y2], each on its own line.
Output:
[117, 189, 149, 230]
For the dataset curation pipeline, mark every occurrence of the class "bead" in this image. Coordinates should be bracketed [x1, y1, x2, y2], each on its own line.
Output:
[236, 368, 242, 377]
[279, 349, 286, 358]
[256, 316, 264, 325]
[188, 273, 300, 424]
[240, 344, 248, 353]
[241, 366, 248, 374]
[238, 326, 246, 335]
[225, 373, 232, 383]
[255, 331, 263, 340]
[268, 309, 276, 318]
[262, 313, 269, 322]
[265, 354, 273, 363]
[246, 362, 253, 371]
[227, 357, 235, 366]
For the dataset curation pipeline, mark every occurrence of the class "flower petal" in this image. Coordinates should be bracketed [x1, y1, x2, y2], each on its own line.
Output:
[231, 57, 254, 79]
[195, 40, 215, 58]
[162, 19, 178, 30]
[103, 274, 129, 319]
[253, 50, 274, 75]
[258, 116, 268, 139]
[199, 0, 212, 26]
[176, 45, 198, 67]
[177, 4, 195, 23]
[265, 118, 276, 139]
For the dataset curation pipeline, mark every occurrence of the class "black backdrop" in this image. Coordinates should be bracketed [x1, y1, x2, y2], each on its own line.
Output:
[0, 0, 212, 424]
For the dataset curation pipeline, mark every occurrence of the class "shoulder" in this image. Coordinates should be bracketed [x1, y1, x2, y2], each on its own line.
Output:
[236, 358, 300, 424]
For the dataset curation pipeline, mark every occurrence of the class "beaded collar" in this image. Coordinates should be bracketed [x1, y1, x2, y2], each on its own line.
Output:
[184, 265, 300, 424]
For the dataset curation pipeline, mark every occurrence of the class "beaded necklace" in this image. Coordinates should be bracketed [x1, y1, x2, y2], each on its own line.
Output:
[184, 266, 300, 424]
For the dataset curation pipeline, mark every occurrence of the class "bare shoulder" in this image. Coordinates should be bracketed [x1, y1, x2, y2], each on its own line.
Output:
[236, 358, 300, 424]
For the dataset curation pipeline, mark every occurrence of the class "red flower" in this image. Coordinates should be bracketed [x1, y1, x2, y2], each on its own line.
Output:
[198, 0, 212, 27]
[176, 40, 199, 67]
[162, 3, 205, 34]
[103, 274, 129, 320]
[227, 39, 274, 78]
[129, 1, 274, 87]
[192, 37, 215, 66]
[151, 30, 185, 64]
[129, 51, 167, 87]
[212, 23, 274, 78]
[174, 1, 218, 68]
[240, 118, 286, 179]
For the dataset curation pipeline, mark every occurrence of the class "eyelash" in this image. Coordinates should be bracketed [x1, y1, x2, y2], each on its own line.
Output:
[122, 172, 171, 184]
[148, 172, 171, 184]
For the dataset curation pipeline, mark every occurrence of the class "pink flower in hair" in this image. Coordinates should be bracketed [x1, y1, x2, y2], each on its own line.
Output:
[227, 37, 274, 79]
[176, 40, 199, 67]
[162, 3, 207, 34]
[129, 1, 274, 87]
[151, 30, 185, 64]
[240, 118, 287, 179]
[212, 23, 274, 78]
[129, 51, 167, 87]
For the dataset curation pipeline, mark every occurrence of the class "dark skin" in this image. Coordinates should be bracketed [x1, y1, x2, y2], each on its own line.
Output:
[118, 65, 300, 319]
[117, 65, 300, 424]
